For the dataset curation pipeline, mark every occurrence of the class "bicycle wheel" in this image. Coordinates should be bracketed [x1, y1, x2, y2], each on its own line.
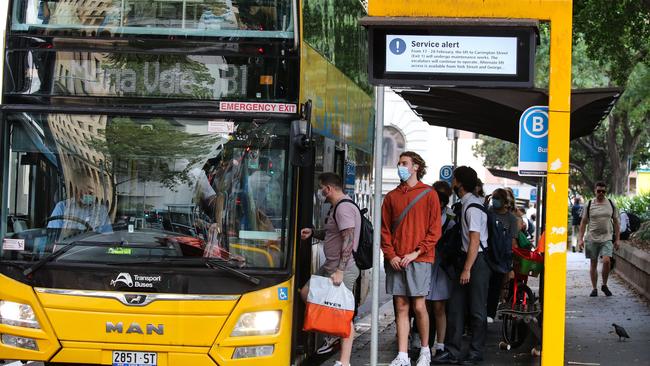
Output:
[501, 284, 535, 348]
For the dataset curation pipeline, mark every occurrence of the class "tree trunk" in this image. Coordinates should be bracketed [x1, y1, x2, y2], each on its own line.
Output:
[606, 112, 641, 195]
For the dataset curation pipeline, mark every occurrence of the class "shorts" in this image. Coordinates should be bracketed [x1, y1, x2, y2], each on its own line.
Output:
[426, 260, 450, 301]
[585, 240, 614, 259]
[385, 261, 431, 297]
[317, 264, 360, 293]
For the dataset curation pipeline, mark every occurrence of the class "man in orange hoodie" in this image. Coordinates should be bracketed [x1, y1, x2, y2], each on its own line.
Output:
[381, 151, 442, 366]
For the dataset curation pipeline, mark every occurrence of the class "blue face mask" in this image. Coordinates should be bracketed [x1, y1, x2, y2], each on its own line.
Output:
[81, 194, 95, 206]
[397, 166, 412, 181]
[492, 198, 503, 209]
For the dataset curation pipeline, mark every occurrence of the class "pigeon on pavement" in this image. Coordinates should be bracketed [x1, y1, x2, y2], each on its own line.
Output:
[612, 323, 630, 341]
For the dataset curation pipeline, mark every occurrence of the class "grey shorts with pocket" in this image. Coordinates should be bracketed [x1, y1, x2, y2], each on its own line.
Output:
[317, 264, 360, 293]
[385, 261, 432, 297]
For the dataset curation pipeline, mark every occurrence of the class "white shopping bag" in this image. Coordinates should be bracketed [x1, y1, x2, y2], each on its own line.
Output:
[303, 275, 355, 338]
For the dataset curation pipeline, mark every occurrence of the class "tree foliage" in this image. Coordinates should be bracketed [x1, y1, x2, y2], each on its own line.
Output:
[92, 117, 219, 190]
[474, 3, 650, 195]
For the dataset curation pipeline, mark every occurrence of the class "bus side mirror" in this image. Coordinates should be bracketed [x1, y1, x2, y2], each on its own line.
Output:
[290, 119, 313, 167]
[290, 101, 313, 167]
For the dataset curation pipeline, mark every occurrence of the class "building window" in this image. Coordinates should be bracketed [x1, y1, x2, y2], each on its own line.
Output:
[382, 126, 405, 167]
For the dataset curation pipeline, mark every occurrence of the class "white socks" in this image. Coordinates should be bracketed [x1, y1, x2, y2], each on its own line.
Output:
[435, 342, 445, 351]
[420, 346, 431, 355]
[398, 351, 409, 361]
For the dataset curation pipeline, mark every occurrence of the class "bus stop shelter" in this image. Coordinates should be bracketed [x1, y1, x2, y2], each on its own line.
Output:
[396, 87, 621, 143]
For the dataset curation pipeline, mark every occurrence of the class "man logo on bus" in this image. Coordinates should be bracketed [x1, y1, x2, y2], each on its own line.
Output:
[111, 273, 134, 287]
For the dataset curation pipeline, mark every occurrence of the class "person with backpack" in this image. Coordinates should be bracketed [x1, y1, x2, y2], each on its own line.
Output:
[571, 197, 584, 252]
[300, 172, 361, 366]
[433, 166, 491, 365]
[578, 181, 620, 297]
[426, 180, 455, 356]
[485, 189, 519, 323]
[381, 151, 441, 366]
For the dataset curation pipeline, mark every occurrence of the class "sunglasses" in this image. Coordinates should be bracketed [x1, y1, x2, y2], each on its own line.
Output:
[596, 189, 606, 193]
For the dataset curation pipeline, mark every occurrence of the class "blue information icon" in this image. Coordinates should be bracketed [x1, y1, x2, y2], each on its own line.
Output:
[389, 38, 406, 55]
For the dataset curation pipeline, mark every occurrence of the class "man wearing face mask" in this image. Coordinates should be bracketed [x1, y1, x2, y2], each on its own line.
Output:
[381, 151, 441, 366]
[485, 189, 518, 323]
[47, 181, 112, 234]
[300, 173, 361, 366]
[433, 166, 489, 365]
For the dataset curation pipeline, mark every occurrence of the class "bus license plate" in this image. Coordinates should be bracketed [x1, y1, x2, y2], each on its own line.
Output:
[112, 351, 157, 366]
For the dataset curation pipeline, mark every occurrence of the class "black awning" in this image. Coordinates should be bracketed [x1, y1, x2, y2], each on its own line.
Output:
[396, 87, 621, 143]
[487, 168, 541, 186]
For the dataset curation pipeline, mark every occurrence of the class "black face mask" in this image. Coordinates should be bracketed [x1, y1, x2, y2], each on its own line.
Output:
[453, 184, 460, 197]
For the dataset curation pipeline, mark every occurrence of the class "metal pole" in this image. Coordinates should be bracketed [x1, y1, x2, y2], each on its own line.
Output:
[370, 85, 384, 366]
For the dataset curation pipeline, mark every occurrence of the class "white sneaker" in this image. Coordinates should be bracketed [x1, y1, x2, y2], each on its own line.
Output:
[316, 335, 340, 355]
[389, 355, 410, 366]
[487, 316, 494, 324]
[416, 351, 431, 366]
[334, 362, 350, 366]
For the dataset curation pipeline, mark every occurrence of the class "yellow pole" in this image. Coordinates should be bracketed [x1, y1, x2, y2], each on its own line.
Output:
[366, 1, 573, 364]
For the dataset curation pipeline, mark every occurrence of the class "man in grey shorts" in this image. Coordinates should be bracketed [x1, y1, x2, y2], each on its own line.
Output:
[578, 181, 620, 297]
[301, 172, 361, 366]
[381, 151, 441, 366]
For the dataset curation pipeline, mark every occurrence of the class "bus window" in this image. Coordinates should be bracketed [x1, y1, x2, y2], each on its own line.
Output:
[0, 113, 291, 269]
[11, 0, 294, 38]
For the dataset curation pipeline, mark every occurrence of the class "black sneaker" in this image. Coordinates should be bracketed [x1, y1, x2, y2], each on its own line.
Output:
[601, 285, 613, 297]
[432, 349, 460, 365]
[589, 289, 598, 297]
[462, 354, 484, 365]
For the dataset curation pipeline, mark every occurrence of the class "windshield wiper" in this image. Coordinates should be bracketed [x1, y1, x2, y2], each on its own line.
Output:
[99, 257, 261, 286]
[23, 241, 125, 276]
[23, 242, 83, 277]
[205, 258, 260, 285]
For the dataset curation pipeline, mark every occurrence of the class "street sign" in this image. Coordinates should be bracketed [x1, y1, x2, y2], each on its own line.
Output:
[439, 165, 454, 184]
[518, 106, 548, 176]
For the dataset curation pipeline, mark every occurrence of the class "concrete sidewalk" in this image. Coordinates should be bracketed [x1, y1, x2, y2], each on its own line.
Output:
[316, 252, 650, 365]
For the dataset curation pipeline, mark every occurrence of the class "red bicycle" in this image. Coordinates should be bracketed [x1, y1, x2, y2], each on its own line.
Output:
[498, 247, 544, 349]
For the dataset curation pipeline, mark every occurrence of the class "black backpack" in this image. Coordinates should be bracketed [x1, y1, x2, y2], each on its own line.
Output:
[333, 199, 374, 270]
[465, 203, 513, 274]
[437, 202, 464, 273]
[627, 212, 641, 233]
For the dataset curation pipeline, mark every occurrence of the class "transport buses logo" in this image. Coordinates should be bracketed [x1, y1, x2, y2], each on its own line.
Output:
[110, 273, 162, 288]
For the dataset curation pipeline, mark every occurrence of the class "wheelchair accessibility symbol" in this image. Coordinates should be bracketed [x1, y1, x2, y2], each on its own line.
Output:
[278, 287, 288, 301]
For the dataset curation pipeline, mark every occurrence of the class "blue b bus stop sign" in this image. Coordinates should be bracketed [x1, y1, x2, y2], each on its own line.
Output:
[518, 106, 549, 176]
[439, 165, 453, 185]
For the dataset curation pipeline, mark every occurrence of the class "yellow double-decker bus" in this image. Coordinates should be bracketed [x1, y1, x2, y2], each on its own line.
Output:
[0, 0, 373, 364]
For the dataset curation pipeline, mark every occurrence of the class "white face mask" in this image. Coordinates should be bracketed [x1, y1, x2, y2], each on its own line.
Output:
[316, 189, 327, 203]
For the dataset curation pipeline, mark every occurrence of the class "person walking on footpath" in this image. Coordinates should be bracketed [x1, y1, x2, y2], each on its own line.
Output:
[578, 182, 620, 297]
[300, 173, 361, 366]
[433, 166, 490, 365]
[381, 151, 441, 366]
[571, 197, 583, 252]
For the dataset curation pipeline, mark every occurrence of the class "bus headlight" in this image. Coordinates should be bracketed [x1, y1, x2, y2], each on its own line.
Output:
[1, 334, 39, 350]
[232, 345, 274, 359]
[0, 301, 40, 329]
[230, 311, 281, 337]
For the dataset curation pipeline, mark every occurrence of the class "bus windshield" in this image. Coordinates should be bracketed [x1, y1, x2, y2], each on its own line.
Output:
[1, 113, 291, 270]
[11, 0, 294, 38]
